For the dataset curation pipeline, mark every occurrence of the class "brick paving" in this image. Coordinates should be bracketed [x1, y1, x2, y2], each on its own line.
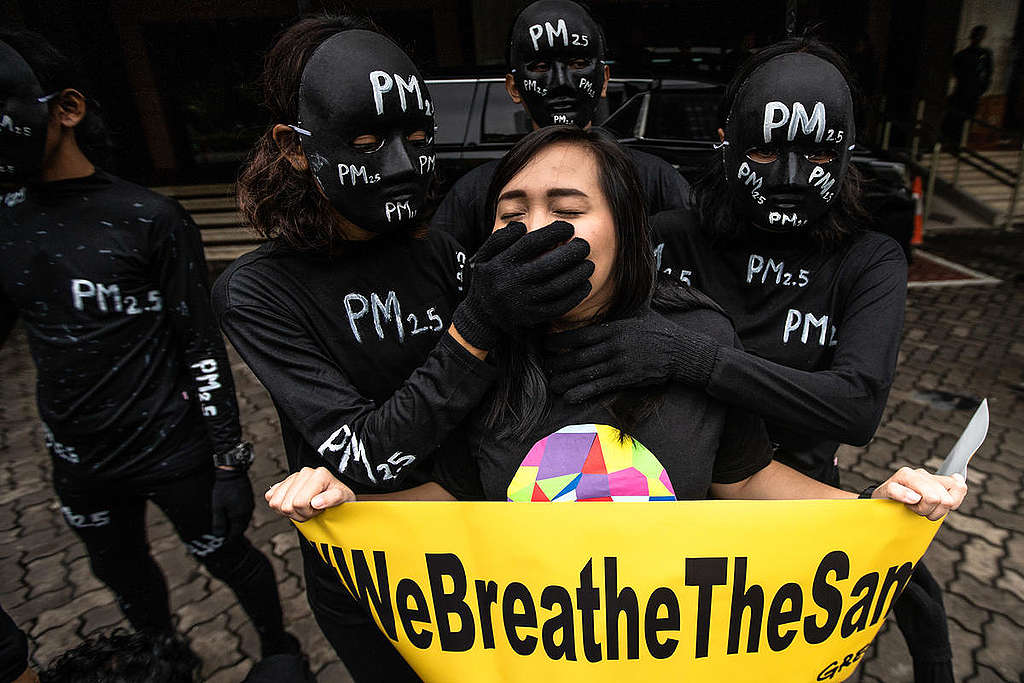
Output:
[0, 230, 1022, 681]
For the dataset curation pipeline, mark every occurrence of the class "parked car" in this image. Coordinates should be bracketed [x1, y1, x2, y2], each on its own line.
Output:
[427, 76, 914, 256]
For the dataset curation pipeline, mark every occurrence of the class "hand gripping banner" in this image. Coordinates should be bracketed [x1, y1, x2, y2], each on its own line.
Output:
[295, 498, 942, 682]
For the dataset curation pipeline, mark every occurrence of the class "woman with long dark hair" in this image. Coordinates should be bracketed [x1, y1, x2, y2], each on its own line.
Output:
[544, 38, 957, 682]
[212, 16, 593, 681]
[269, 125, 965, 519]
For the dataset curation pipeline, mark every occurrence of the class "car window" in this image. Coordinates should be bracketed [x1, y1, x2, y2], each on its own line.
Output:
[601, 93, 644, 137]
[481, 82, 532, 143]
[429, 82, 476, 146]
[644, 91, 720, 141]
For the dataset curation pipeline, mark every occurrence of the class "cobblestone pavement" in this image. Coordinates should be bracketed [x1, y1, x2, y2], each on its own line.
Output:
[0, 230, 1022, 682]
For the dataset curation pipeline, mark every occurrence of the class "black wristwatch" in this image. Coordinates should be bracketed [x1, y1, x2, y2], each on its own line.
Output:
[858, 484, 879, 499]
[214, 442, 255, 471]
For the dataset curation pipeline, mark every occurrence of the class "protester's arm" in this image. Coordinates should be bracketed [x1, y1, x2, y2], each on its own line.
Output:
[712, 460, 967, 521]
[219, 299, 496, 489]
[154, 203, 255, 539]
[705, 238, 907, 444]
[550, 237, 907, 445]
[264, 467, 453, 522]
[154, 202, 243, 455]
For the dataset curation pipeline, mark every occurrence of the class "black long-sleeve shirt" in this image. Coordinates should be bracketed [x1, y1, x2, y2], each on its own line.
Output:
[0, 172, 241, 482]
[651, 209, 907, 477]
[433, 146, 692, 254]
[211, 231, 495, 493]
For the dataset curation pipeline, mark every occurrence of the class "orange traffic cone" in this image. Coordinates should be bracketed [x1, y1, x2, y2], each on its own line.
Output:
[911, 176, 924, 246]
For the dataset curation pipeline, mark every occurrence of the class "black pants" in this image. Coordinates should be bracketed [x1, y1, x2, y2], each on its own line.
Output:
[55, 465, 292, 657]
[301, 541, 421, 682]
[894, 563, 954, 683]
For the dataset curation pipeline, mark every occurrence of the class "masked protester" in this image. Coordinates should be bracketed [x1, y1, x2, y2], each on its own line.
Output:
[212, 16, 593, 681]
[543, 39, 956, 683]
[431, 0, 690, 254]
[0, 31, 305, 673]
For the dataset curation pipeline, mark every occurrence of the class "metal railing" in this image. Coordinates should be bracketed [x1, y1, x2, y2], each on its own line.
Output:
[877, 99, 1024, 228]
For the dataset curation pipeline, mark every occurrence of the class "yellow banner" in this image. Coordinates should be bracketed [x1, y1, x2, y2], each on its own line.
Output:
[296, 500, 940, 682]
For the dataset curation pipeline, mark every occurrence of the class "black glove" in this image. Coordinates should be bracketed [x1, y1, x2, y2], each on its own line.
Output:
[544, 306, 720, 403]
[451, 221, 593, 350]
[211, 467, 254, 540]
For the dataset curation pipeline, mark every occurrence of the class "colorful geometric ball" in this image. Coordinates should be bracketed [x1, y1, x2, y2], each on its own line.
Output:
[506, 424, 677, 502]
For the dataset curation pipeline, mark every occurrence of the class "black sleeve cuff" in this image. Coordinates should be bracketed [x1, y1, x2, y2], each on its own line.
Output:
[670, 331, 720, 387]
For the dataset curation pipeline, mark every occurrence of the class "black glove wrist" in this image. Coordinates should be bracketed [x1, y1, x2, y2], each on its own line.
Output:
[452, 276, 503, 350]
[454, 220, 593, 350]
[859, 485, 879, 499]
[213, 441, 254, 471]
[544, 306, 722, 403]
[666, 328, 720, 388]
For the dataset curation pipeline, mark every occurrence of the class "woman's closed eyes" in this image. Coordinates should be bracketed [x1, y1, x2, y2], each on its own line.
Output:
[496, 187, 591, 224]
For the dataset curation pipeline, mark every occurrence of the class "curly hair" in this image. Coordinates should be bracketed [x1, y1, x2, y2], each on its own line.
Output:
[40, 629, 201, 682]
[237, 14, 391, 253]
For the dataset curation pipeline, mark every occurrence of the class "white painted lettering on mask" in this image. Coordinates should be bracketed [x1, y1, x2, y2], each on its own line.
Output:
[736, 162, 766, 205]
[385, 200, 416, 223]
[522, 79, 548, 96]
[809, 165, 837, 201]
[370, 71, 426, 115]
[395, 74, 424, 111]
[767, 211, 805, 227]
[763, 101, 826, 143]
[337, 164, 380, 185]
[418, 154, 435, 174]
[529, 19, 569, 50]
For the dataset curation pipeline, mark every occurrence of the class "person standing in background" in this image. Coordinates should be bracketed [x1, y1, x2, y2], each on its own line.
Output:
[0, 31, 304, 675]
[943, 25, 993, 144]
